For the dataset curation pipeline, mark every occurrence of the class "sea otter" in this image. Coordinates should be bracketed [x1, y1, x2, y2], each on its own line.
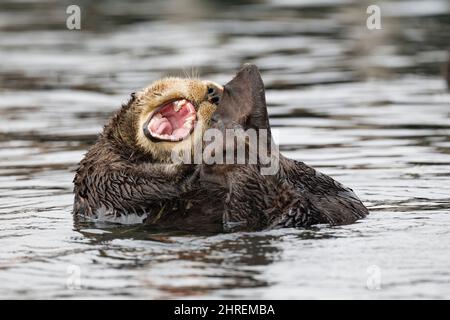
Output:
[73, 64, 368, 232]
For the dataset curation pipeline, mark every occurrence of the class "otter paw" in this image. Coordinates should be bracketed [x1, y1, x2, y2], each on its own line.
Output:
[272, 202, 313, 229]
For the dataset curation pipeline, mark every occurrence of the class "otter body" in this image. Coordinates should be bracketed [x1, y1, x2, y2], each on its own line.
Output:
[73, 64, 368, 232]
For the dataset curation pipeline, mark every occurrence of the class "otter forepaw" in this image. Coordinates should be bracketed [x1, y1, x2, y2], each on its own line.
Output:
[273, 201, 313, 229]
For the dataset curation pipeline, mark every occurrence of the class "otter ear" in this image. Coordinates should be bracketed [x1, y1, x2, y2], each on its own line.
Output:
[215, 64, 271, 133]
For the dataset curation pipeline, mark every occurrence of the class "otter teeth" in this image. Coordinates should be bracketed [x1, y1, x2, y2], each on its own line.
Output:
[147, 99, 196, 141]
[184, 115, 196, 122]
[173, 99, 187, 112]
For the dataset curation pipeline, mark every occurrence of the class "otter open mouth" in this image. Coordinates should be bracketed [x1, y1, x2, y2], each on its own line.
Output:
[144, 99, 197, 142]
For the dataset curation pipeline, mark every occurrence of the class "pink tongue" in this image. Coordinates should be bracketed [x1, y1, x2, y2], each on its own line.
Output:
[150, 118, 173, 135]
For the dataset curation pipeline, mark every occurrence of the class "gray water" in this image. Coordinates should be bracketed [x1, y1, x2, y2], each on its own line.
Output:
[1, 0, 450, 299]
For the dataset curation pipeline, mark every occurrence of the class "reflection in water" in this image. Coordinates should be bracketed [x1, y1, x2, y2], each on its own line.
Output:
[0, 0, 450, 299]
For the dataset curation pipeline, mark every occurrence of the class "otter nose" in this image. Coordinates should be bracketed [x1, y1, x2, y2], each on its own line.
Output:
[205, 82, 223, 105]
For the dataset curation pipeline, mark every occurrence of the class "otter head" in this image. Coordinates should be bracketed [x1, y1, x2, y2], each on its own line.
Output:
[114, 77, 223, 162]
[108, 64, 268, 165]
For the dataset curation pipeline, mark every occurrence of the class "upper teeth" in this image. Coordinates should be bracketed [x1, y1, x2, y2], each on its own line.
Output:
[174, 99, 186, 112]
